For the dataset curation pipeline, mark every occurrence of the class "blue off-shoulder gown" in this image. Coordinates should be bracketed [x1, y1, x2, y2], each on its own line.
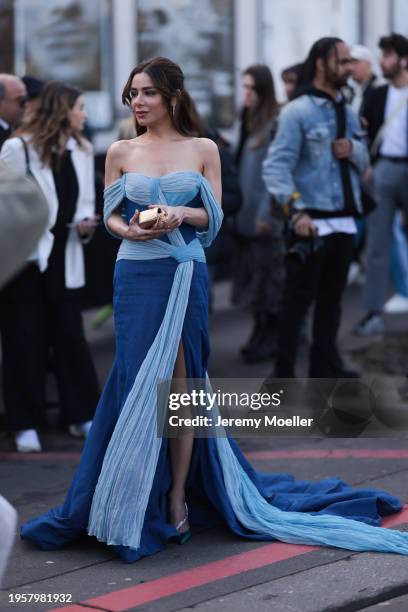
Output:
[21, 172, 408, 562]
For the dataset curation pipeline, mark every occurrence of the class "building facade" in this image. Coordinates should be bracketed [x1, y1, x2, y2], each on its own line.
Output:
[1, 0, 403, 149]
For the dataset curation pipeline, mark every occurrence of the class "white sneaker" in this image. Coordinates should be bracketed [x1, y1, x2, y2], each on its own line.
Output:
[384, 294, 408, 314]
[15, 429, 42, 453]
[69, 420, 92, 439]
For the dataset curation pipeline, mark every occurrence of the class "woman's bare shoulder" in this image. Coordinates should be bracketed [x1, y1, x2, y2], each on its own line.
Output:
[193, 136, 219, 158]
[192, 137, 220, 169]
[107, 137, 144, 158]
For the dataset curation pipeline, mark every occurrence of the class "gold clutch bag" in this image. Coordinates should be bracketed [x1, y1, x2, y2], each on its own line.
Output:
[138, 207, 167, 229]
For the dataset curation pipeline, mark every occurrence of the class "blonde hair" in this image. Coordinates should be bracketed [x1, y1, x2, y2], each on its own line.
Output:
[16, 81, 88, 166]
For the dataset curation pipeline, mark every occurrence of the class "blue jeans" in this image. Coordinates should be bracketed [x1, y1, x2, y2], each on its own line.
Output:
[390, 211, 408, 297]
[355, 213, 408, 297]
[363, 159, 408, 311]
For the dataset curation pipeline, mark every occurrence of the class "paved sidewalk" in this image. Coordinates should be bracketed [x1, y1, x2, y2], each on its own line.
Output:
[1, 283, 408, 612]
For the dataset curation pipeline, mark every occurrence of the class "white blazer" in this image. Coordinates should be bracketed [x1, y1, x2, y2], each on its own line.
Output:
[0, 135, 95, 288]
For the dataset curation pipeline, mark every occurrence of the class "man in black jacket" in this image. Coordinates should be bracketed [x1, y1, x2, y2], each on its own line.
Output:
[0, 74, 27, 150]
[354, 33, 408, 335]
[263, 38, 368, 378]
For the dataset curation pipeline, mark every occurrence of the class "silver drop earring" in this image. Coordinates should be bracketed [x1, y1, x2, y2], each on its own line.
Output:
[172, 104, 176, 116]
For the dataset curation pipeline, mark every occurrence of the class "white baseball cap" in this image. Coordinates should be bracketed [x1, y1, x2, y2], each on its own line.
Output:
[350, 45, 374, 63]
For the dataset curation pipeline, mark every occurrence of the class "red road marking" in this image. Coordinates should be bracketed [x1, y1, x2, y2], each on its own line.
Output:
[382, 506, 408, 528]
[51, 542, 319, 612]
[0, 452, 81, 461]
[3, 449, 408, 462]
[51, 506, 408, 612]
[246, 449, 408, 460]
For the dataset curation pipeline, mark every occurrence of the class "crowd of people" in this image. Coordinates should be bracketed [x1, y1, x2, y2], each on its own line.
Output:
[229, 32, 408, 377]
[0, 77, 100, 452]
[1, 32, 408, 454]
[236, 32, 408, 375]
[237, 33, 408, 377]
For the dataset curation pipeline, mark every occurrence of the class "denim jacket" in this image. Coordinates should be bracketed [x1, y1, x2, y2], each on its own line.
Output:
[262, 94, 369, 214]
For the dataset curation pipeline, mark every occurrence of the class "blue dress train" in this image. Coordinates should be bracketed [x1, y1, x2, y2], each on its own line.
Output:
[21, 171, 408, 562]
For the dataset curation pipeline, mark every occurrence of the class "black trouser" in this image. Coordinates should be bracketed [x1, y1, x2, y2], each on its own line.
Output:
[251, 230, 285, 316]
[232, 229, 286, 315]
[275, 233, 354, 377]
[0, 263, 100, 430]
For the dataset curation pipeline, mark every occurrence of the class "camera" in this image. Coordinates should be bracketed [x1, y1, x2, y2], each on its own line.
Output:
[286, 233, 324, 264]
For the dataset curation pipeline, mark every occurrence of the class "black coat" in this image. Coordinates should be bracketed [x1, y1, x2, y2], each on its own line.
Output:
[361, 84, 388, 149]
[205, 145, 241, 268]
[0, 125, 11, 151]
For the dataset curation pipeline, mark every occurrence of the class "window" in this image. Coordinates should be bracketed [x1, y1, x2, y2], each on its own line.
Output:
[6, 0, 114, 129]
[0, 0, 14, 73]
[392, 0, 408, 34]
[137, 0, 235, 127]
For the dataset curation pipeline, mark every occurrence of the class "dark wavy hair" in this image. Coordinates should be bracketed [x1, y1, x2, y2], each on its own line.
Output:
[16, 81, 87, 166]
[297, 37, 343, 88]
[122, 56, 200, 137]
[281, 63, 303, 81]
[379, 32, 408, 58]
[242, 64, 279, 148]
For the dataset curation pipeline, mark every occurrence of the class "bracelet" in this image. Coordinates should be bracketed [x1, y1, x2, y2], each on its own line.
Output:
[282, 191, 301, 216]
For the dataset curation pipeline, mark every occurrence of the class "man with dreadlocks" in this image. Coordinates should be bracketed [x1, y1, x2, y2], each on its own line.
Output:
[262, 37, 368, 378]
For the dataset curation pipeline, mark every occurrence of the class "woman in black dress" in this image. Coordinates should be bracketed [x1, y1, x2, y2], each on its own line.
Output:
[0, 82, 100, 452]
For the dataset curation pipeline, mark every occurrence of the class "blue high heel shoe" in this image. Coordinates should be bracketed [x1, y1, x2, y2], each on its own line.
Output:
[172, 502, 191, 545]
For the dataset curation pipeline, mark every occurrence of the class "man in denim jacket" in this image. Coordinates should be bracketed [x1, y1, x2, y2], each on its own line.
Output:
[263, 37, 369, 377]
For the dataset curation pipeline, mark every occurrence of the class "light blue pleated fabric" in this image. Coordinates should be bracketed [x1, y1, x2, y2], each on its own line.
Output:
[117, 237, 205, 264]
[197, 378, 408, 555]
[216, 432, 408, 554]
[87, 171, 222, 548]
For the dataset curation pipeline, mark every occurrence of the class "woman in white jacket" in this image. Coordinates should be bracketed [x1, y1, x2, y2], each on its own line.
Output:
[0, 81, 100, 452]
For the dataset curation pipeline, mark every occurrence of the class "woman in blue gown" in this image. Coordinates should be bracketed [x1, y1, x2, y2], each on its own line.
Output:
[21, 57, 408, 561]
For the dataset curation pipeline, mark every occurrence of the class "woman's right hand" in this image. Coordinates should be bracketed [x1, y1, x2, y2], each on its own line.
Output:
[125, 210, 168, 241]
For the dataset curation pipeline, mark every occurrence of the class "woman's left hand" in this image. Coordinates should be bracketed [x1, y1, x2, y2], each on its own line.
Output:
[148, 204, 184, 231]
